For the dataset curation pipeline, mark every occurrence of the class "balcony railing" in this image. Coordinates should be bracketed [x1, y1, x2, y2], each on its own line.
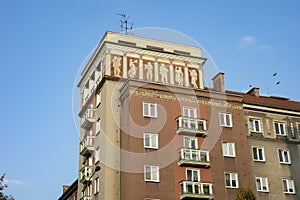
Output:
[80, 135, 95, 156]
[180, 181, 213, 199]
[80, 165, 93, 183]
[178, 148, 210, 168]
[176, 116, 207, 136]
[81, 108, 97, 129]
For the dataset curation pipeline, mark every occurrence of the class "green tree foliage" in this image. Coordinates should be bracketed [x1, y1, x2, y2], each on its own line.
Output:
[236, 187, 256, 200]
[0, 174, 14, 200]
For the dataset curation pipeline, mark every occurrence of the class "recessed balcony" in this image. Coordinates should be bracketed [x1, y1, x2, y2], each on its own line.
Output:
[176, 117, 207, 136]
[81, 108, 97, 129]
[80, 136, 95, 157]
[80, 165, 93, 183]
[180, 181, 214, 199]
[178, 148, 210, 168]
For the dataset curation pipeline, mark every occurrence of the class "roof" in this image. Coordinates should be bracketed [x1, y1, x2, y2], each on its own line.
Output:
[227, 90, 300, 112]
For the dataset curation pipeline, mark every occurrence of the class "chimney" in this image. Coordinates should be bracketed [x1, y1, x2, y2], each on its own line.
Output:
[212, 72, 225, 92]
[247, 87, 260, 97]
[63, 185, 70, 193]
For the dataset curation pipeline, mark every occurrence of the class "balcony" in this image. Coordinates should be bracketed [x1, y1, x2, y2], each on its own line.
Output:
[176, 116, 207, 136]
[80, 136, 95, 157]
[178, 148, 210, 168]
[180, 181, 213, 199]
[80, 165, 93, 183]
[81, 108, 97, 129]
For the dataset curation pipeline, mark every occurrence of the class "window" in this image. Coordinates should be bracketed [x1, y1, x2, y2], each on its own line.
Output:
[256, 177, 269, 192]
[183, 107, 197, 118]
[222, 142, 236, 157]
[95, 147, 100, 164]
[278, 149, 291, 164]
[252, 147, 265, 161]
[225, 172, 238, 188]
[144, 133, 158, 149]
[184, 137, 198, 149]
[94, 177, 100, 194]
[143, 102, 157, 118]
[249, 118, 261, 132]
[96, 119, 100, 134]
[282, 179, 295, 194]
[275, 122, 286, 136]
[144, 165, 159, 182]
[220, 113, 232, 127]
[96, 92, 101, 107]
[186, 169, 200, 182]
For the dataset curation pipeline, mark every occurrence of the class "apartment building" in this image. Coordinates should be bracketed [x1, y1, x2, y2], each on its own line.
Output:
[58, 180, 78, 200]
[241, 88, 300, 200]
[73, 31, 299, 200]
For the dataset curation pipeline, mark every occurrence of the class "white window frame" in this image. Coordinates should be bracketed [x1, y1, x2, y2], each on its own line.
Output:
[96, 119, 100, 135]
[222, 142, 236, 157]
[183, 107, 197, 118]
[282, 179, 295, 194]
[252, 146, 265, 162]
[144, 165, 159, 182]
[184, 137, 198, 149]
[94, 177, 100, 194]
[274, 122, 286, 136]
[143, 102, 157, 118]
[249, 118, 262, 133]
[96, 92, 101, 107]
[225, 172, 239, 188]
[95, 147, 100, 164]
[278, 149, 291, 164]
[219, 113, 232, 127]
[144, 133, 158, 149]
[256, 177, 269, 192]
[186, 168, 200, 182]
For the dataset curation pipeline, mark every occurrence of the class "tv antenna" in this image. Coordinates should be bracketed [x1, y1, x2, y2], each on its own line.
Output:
[116, 13, 133, 34]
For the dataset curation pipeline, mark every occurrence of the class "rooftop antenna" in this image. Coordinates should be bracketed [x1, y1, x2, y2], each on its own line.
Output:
[116, 13, 133, 35]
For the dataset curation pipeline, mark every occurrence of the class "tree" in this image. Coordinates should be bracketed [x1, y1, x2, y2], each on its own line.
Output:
[236, 187, 256, 200]
[0, 174, 14, 200]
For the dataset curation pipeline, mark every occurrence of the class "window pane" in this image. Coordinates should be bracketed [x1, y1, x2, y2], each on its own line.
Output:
[144, 134, 150, 147]
[150, 104, 155, 117]
[226, 114, 231, 126]
[256, 178, 261, 190]
[222, 143, 227, 155]
[255, 120, 260, 132]
[228, 144, 233, 156]
[144, 104, 149, 116]
[187, 170, 192, 181]
[152, 167, 158, 181]
[253, 148, 258, 160]
[278, 149, 283, 162]
[258, 148, 263, 160]
[145, 166, 151, 180]
[191, 139, 196, 149]
[220, 114, 225, 126]
[184, 137, 190, 148]
[283, 180, 288, 192]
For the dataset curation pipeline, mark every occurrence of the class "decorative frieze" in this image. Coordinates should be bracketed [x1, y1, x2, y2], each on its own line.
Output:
[130, 88, 243, 110]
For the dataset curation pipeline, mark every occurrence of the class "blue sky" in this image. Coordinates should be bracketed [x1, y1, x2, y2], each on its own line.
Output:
[0, 0, 299, 199]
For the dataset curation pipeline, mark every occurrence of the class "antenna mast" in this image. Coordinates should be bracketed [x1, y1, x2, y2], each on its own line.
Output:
[116, 13, 133, 34]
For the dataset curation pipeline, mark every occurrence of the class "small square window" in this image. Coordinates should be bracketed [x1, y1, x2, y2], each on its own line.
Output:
[252, 147, 265, 162]
[282, 179, 295, 194]
[278, 149, 291, 164]
[256, 177, 269, 192]
[144, 165, 159, 182]
[249, 118, 261, 133]
[143, 102, 157, 118]
[144, 133, 158, 149]
[220, 113, 232, 127]
[186, 169, 200, 182]
[275, 122, 286, 136]
[222, 142, 236, 157]
[225, 172, 238, 188]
